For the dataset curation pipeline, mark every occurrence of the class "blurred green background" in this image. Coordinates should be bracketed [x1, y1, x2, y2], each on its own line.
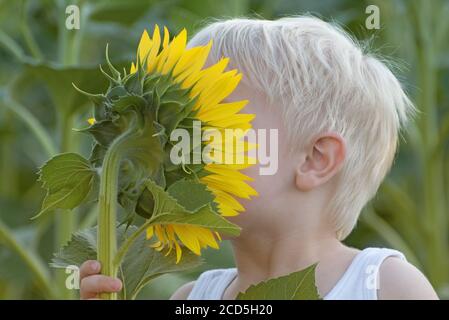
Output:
[0, 0, 448, 299]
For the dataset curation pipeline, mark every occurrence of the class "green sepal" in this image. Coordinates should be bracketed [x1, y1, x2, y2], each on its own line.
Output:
[81, 119, 121, 147]
[111, 95, 146, 113]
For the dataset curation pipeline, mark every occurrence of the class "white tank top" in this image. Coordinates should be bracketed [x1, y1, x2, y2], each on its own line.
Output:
[187, 247, 406, 300]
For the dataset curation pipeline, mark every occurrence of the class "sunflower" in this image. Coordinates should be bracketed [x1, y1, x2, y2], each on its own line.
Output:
[129, 25, 258, 262]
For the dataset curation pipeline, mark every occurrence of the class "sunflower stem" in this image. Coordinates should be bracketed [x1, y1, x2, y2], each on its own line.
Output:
[97, 138, 122, 300]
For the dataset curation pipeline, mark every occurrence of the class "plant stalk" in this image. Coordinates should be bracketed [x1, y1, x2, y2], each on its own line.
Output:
[97, 136, 126, 300]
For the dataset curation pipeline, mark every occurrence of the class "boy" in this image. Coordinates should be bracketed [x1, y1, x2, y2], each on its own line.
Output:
[79, 16, 438, 300]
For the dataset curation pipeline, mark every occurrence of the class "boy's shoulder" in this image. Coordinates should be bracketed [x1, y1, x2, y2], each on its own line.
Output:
[170, 268, 236, 299]
[378, 256, 438, 299]
[170, 281, 196, 300]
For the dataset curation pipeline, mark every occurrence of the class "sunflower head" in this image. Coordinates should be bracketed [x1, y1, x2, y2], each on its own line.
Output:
[79, 25, 257, 263]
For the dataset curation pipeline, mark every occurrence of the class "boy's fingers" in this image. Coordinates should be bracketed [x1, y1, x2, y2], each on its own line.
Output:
[80, 260, 101, 279]
[80, 275, 122, 298]
[81, 292, 98, 300]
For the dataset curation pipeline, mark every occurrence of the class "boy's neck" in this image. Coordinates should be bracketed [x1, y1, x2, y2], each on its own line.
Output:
[227, 224, 351, 298]
[232, 231, 341, 278]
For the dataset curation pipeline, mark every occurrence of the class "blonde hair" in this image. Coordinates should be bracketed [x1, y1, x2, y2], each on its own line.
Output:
[188, 16, 415, 239]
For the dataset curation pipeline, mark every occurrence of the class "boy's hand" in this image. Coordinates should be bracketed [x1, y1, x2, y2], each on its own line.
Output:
[79, 260, 122, 299]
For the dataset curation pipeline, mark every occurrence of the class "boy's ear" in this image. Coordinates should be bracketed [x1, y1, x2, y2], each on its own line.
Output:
[295, 132, 346, 192]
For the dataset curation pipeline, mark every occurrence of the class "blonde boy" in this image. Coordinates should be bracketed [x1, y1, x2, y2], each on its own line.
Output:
[79, 16, 438, 300]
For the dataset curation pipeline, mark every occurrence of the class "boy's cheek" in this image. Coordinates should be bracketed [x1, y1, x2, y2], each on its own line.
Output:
[239, 174, 281, 212]
[242, 161, 260, 181]
[242, 158, 289, 196]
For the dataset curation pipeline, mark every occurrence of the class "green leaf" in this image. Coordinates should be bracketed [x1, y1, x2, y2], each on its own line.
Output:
[237, 264, 320, 300]
[51, 225, 203, 299]
[167, 179, 215, 212]
[34, 153, 96, 219]
[136, 178, 186, 219]
[142, 179, 240, 236]
[50, 228, 97, 268]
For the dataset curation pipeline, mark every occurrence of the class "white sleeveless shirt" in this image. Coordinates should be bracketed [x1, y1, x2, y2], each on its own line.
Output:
[187, 247, 406, 300]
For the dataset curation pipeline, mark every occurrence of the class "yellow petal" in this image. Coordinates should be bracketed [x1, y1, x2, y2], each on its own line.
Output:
[204, 132, 255, 154]
[174, 240, 182, 263]
[173, 225, 201, 255]
[182, 57, 229, 90]
[87, 118, 96, 125]
[217, 204, 239, 217]
[201, 174, 258, 198]
[205, 122, 252, 131]
[130, 62, 137, 74]
[155, 225, 168, 243]
[205, 165, 253, 182]
[163, 26, 170, 48]
[207, 114, 255, 128]
[137, 29, 152, 64]
[194, 227, 219, 249]
[211, 189, 246, 211]
[154, 27, 171, 72]
[197, 100, 248, 120]
[161, 28, 187, 74]
[196, 72, 242, 110]
[173, 41, 212, 79]
[146, 226, 154, 239]
[147, 25, 161, 73]
[164, 225, 176, 256]
[150, 240, 162, 248]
